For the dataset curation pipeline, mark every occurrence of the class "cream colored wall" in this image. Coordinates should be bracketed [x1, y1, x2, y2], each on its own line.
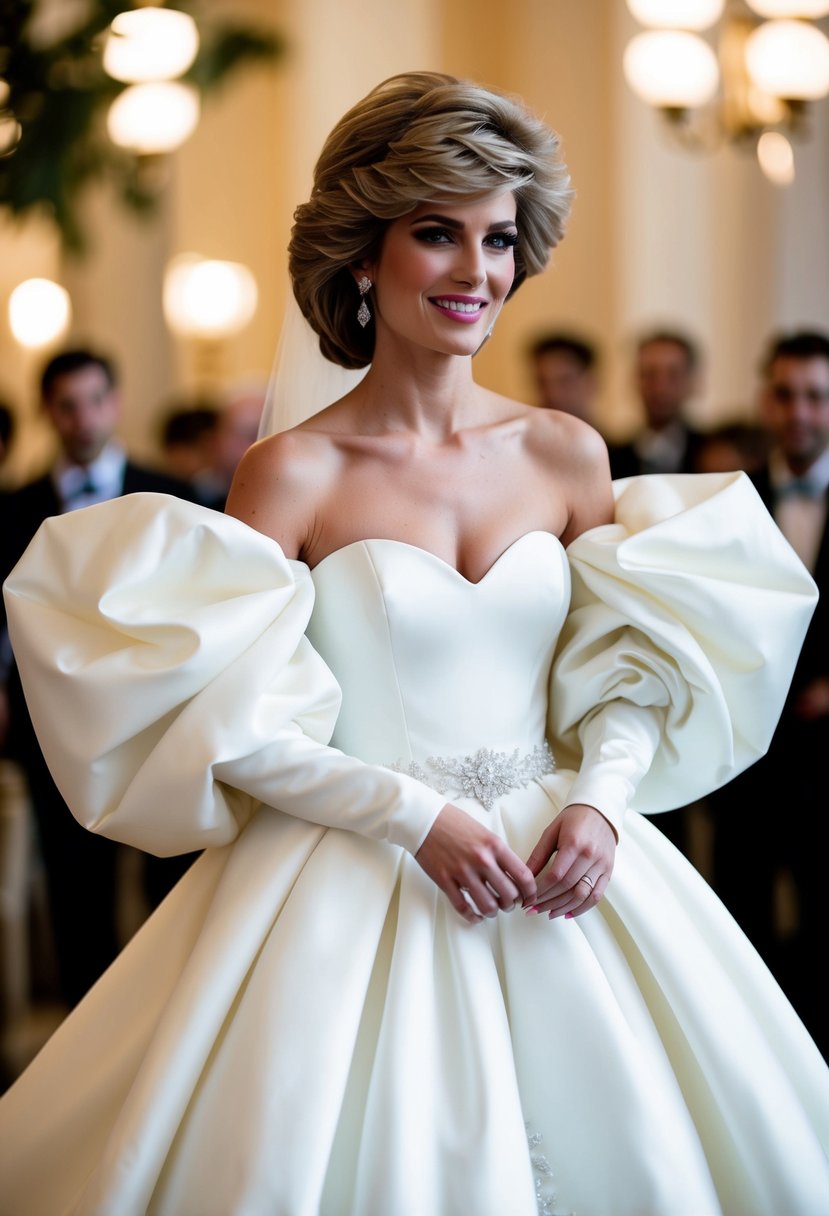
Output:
[1, 0, 828, 478]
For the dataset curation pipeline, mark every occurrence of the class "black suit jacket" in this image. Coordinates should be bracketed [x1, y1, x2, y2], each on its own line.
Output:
[4, 462, 196, 577]
[608, 425, 707, 479]
[750, 466, 829, 708]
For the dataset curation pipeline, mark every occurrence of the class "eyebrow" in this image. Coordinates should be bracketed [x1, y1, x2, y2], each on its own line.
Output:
[409, 213, 518, 232]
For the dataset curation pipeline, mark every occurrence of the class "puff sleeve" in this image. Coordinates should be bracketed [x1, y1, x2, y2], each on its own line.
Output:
[550, 471, 818, 836]
[2, 494, 446, 856]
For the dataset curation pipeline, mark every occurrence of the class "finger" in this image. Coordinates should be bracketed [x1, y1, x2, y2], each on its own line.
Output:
[446, 884, 483, 924]
[531, 872, 603, 919]
[464, 875, 502, 918]
[493, 844, 537, 904]
[485, 874, 521, 911]
[525, 822, 560, 877]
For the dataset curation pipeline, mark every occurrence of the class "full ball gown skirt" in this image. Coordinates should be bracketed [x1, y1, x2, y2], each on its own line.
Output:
[1, 472, 828, 1215]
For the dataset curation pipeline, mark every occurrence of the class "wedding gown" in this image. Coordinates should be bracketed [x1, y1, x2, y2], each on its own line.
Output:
[1, 471, 828, 1216]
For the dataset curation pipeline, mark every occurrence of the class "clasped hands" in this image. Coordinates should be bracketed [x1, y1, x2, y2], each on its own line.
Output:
[415, 801, 616, 926]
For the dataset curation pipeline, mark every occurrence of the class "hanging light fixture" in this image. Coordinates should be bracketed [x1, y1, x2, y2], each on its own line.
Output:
[623, 0, 829, 184]
[104, 7, 201, 155]
[103, 7, 199, 84]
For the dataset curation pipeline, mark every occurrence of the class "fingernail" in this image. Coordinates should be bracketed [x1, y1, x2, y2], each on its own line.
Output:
[524, 905, 540, 915]
[564, 912, 574, 919]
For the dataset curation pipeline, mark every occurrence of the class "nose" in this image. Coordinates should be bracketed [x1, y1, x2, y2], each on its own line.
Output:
[450, 240, 486, 288]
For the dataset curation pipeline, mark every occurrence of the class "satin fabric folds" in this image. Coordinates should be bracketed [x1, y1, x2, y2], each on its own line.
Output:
[1, 470, 828, 1216]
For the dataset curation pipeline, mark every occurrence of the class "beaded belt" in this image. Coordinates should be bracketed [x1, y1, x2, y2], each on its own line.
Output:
[389, 742, 555, 811]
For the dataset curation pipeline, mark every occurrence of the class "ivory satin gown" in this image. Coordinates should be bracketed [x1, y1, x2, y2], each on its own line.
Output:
[1, 471, 828, 1216]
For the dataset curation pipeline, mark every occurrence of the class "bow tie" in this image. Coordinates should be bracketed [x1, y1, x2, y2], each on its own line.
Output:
[776, 478, 824, 500]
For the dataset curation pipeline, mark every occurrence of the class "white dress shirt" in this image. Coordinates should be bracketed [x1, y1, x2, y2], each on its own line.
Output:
[53, 441, 127, 513]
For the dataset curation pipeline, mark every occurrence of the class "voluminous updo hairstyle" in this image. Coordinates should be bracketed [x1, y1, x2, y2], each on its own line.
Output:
[289, 71, 573, 370]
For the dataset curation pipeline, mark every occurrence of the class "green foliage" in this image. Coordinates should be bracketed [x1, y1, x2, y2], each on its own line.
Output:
[0, 1, 283, 252]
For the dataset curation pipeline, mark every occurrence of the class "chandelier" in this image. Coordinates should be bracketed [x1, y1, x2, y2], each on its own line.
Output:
[623, 1, 829, 184]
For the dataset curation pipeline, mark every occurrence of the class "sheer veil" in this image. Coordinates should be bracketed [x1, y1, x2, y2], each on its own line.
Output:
[257, 291, 368, 439]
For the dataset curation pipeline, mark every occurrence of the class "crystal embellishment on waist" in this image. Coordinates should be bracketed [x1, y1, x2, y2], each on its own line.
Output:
[389, 742, 554, 811]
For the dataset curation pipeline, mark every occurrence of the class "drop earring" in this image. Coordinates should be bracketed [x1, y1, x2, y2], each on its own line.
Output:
[356, 276, 372, 328]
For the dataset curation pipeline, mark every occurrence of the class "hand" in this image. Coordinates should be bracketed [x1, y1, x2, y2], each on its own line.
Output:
[524, 803, 616, 921]
[415, 803, 537, 925]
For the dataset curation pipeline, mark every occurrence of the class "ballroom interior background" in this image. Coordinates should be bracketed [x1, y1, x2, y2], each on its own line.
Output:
[1, 0, 828, 478]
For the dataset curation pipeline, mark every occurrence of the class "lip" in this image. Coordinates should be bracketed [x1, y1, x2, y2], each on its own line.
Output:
[428, 295, 488, 324]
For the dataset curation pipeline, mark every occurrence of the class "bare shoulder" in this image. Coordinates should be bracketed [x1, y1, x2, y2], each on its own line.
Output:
[225, 428, 338, 557]
[521, 407, 614, 543]
[524, 405, 609, 472]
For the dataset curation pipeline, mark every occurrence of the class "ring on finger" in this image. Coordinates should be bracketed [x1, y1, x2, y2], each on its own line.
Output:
[578, 873, 596, 891]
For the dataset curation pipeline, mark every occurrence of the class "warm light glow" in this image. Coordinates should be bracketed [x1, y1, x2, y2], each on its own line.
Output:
[103, 7, 199, 84]
[0, 78, 9, 106]
[107, 82, 200, 153]
[9, 279, 71, 348]
[745, 1, 829, 18]
[626, 0, 725, 29]
[163, 255, 258, 339]
[746, 20, 829, 99]
[624, 31, 720, 107]
[0, 114, 21, 156]
[757, 131, 796, 183]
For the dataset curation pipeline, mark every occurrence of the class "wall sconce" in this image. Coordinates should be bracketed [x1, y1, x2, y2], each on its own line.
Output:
[163, 254, 258, 389]
[8, 278, 71, 349]
[624, 0, 829, 183]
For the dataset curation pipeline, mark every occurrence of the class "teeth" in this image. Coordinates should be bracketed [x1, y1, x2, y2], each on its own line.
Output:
[434, 299, 482, 313]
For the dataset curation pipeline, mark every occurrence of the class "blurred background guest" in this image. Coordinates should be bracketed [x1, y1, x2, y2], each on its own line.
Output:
[0, 348, 198, 1011]
[609, 329, 707, 478]
[707, 329, 829, 1058]
[692, 419, 771, 475]
[198, 380, 267, 511]
[158, 400, 221, 504]
[527, 330, 601, 426]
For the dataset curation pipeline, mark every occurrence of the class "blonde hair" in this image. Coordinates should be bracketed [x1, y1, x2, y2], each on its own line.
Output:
[289, 72, 572, 369]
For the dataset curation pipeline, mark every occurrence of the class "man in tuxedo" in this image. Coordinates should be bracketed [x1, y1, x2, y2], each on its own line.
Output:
[608, 329, 707, 479]
[708, 330, 829, 1056]
[1, 348, 197, 1006]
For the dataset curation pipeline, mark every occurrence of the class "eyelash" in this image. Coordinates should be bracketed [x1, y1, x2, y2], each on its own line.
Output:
[413, 227, 519, 250]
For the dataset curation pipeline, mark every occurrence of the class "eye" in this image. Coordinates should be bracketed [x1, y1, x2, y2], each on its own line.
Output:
[413, 226, 454, 244]
[485, 230, 519, 251]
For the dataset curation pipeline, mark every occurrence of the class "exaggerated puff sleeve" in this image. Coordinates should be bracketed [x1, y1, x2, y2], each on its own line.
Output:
[549, 471, 818, 834]
[2, 494, 446, 857]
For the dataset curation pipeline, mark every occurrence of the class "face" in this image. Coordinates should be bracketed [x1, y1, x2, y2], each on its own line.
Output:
[215, 394, 265, 478]
[762, 355, 829, 473]
[534, 351, 595, 419]
[363, 193, 518, 358]
[43, 364, 120, 466]
[635, 340, 695, 428]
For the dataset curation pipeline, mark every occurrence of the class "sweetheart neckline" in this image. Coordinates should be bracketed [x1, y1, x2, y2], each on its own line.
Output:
[307, 530, 565, 587]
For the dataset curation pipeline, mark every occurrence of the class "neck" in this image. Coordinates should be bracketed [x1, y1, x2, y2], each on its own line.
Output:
[352, 343, 481, 439]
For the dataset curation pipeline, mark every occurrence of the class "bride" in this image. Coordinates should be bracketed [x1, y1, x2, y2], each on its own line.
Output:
[2, 71, 828, 1215]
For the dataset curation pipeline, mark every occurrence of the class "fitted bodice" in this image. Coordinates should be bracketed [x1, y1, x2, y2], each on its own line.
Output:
[306, 532, 570, 767]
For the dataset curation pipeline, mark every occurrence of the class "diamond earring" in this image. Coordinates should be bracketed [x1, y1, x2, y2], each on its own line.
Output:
[357, 276, 372, 328]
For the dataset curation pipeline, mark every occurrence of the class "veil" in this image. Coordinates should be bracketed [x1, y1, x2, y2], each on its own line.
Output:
[257, 291, 368, 439]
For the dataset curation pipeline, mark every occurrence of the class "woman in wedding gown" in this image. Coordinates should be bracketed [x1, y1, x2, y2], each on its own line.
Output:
[2, 71, 829, 1216]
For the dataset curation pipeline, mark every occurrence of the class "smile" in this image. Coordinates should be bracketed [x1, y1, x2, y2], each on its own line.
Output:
[429, 296, 487, 322]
